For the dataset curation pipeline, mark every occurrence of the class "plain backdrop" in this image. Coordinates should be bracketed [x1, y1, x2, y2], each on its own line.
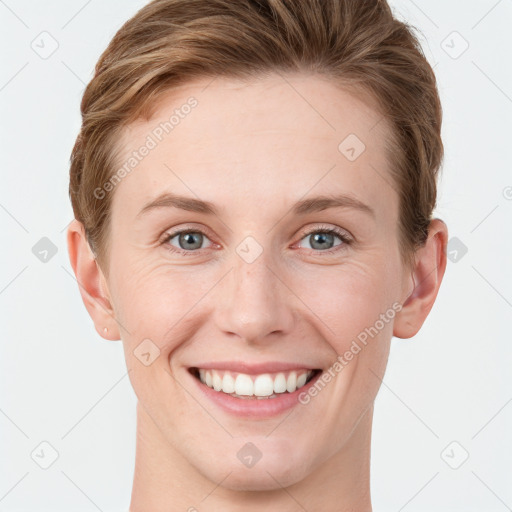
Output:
[1, 0, 511, 510]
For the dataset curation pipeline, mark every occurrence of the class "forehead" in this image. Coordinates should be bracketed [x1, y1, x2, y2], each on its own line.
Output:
[111, 73, 396, 219]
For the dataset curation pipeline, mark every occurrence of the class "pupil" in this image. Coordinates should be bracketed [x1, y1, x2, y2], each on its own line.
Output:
[311, 232, 333, 250]
[180, 232, 202, 249]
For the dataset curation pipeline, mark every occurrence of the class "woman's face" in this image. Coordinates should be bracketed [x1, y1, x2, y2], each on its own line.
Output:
[97, 73, 414, 490]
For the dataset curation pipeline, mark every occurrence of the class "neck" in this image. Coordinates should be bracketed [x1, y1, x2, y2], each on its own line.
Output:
[129, 402, 374, 512]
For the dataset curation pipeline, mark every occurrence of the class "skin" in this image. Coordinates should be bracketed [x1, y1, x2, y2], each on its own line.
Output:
[67, 72, 448, 511]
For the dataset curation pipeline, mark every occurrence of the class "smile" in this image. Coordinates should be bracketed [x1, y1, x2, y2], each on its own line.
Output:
[189, 367, 321, 399]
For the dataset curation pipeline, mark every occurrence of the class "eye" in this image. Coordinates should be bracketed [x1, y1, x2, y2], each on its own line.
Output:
[160, 224, 352, 256]
[296, 225, 352, 253]
[162, 229, 214, 254]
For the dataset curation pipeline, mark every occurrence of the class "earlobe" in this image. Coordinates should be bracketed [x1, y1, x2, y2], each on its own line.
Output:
[66, 219, 121, 341]
[393, 218, 448, 339]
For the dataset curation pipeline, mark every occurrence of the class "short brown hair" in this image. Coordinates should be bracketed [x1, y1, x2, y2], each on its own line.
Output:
[69, 0, 443, 273]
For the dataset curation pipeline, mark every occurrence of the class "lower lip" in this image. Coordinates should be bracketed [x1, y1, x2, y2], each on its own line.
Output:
[188, 369, 323, 419]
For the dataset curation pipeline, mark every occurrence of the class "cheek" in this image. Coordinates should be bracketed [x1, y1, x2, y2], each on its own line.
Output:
[112, 265, 214, 422]
[113, 262, 214, 352]
[300, 260, 398, 353]
[113, 251, 401, 357]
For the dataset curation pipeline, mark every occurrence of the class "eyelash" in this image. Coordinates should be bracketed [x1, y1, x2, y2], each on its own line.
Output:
[160, 224, 352, 256]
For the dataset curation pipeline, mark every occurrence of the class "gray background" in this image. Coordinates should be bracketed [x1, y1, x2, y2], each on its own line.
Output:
[1, 0, 511, 510]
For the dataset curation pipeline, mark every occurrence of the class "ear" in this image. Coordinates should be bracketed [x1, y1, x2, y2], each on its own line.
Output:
[66, 219, 120, 341]
[393, 218, 448, 339]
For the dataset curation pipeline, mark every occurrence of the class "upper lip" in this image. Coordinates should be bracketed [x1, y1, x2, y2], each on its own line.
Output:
[189, 361, 321, 375]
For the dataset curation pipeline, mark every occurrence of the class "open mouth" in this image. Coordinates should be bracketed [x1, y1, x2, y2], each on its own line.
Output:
[188, 367, 322, 400]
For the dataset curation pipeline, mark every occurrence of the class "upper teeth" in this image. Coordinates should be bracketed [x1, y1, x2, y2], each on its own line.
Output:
[197, 369, 314, 397]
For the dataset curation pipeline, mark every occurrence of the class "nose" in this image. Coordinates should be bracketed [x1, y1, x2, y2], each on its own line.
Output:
[213, 251, 296, 345]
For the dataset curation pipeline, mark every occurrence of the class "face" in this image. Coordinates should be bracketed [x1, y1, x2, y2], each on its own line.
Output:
[94, 73, 413, 490]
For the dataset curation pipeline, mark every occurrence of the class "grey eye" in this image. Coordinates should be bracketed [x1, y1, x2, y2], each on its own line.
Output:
[299, 231, 344, 251]
[169, 231, 210, 251]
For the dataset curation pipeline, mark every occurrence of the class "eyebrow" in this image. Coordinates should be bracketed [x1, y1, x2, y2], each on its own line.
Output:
[136, 191, 375, 219]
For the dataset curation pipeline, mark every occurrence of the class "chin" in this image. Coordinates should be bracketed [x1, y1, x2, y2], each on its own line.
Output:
[217, 467, 303, 492]
[198, 451, 310, 492]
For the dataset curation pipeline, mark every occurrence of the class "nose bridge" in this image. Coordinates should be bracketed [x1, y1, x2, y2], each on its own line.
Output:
[214, 245, 294, 342]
